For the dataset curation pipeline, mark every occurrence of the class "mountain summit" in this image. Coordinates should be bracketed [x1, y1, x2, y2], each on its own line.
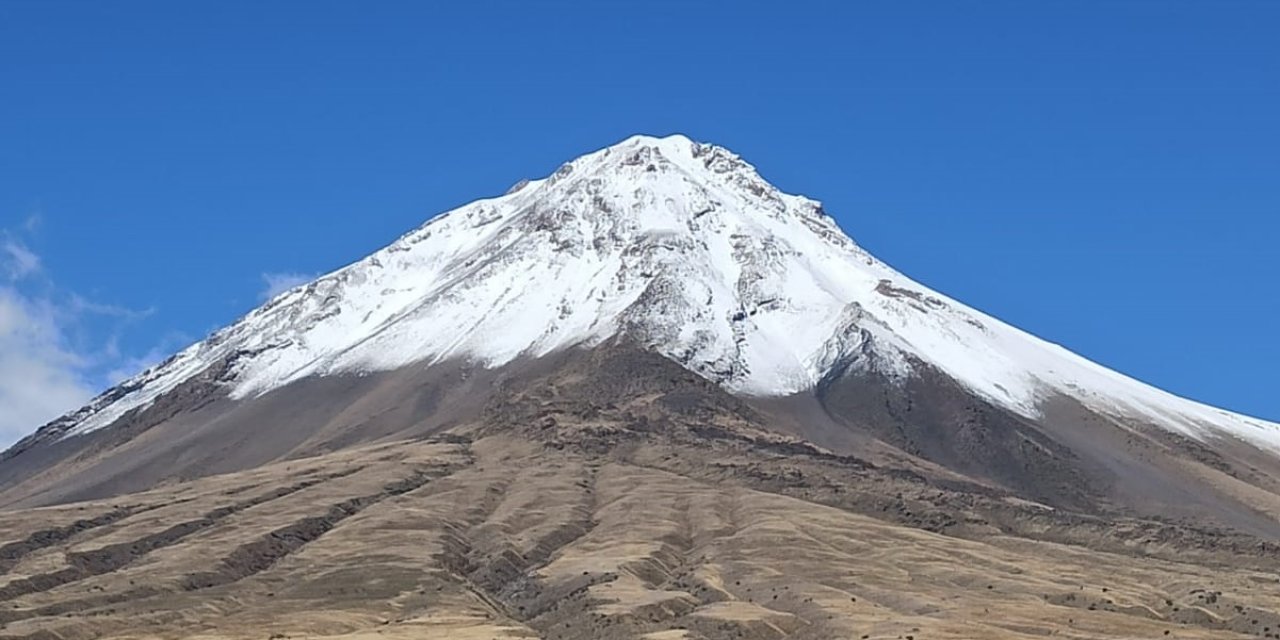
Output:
[15, 134, 1278, 454]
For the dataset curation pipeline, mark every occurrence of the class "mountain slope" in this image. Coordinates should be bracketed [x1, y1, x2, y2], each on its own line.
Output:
[8, 417, 1280, 640]
[12, 134, 1277, 456]
[2, 346, 1279, 640]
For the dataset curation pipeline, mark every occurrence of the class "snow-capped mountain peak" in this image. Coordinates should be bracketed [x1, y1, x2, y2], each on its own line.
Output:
[31, 134, 1280, 452]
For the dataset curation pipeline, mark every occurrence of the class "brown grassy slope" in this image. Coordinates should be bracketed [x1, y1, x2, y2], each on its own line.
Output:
[0, 426, 1277, 638]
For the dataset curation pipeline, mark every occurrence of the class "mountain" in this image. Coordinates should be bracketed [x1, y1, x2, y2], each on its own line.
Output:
[14, 134, 1280, 449]
[3, 135, 1280, 639]
[7, 133, 1279, 509]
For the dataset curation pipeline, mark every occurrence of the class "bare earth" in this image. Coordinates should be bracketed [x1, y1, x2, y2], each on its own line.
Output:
[1, 429, 1278, 640]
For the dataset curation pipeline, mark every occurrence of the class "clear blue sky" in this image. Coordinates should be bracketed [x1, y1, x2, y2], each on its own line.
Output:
[1, 0, 1277, 440]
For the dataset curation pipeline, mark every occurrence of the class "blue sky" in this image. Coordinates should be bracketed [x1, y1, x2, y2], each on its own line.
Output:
[1, 1, 1277, 442]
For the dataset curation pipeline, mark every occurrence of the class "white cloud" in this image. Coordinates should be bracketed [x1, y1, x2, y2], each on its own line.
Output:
[68, 293, 155, 320]
[0, 286, 95, 445]
[0, 224, 313, 447]
[259, 272, 315, 301]
[0, 226, 157, 446]
[2, 237, 41, 281]
[0, 234, 90, 443]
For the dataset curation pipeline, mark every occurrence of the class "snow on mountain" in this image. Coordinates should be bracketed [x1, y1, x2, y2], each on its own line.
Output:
[39, 134, 1280, 450]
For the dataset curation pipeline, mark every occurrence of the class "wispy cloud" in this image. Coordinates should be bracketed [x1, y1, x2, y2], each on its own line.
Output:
[2, 236, 41, 281]
[259, 271, 315, 301]
[0, 225, 318, 446]
[0, 286, 95, 444]
[0, 222, 156, 446]
[22, 212, 42, 234]
[68, 293, 155, 321]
